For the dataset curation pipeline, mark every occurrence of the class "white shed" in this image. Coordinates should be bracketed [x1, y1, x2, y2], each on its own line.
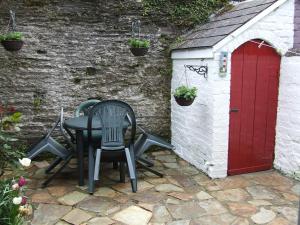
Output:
[171, 0, 300, 178]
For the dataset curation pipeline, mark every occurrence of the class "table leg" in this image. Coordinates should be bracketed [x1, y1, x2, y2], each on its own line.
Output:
[76, 130, 84, 186]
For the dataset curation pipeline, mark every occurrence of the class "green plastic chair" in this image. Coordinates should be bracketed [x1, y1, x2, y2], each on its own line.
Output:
[74, 99, 102, 141]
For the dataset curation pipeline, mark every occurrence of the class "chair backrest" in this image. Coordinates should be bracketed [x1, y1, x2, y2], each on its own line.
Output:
[88, 100, 136, 150]
[74, 99, 100, 117]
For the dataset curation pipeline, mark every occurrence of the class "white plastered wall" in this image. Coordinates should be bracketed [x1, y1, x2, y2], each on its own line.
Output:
[171, 0, 295, 178]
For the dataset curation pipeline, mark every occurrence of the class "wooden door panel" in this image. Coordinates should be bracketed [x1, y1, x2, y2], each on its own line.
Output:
[228, 40, 280, 175]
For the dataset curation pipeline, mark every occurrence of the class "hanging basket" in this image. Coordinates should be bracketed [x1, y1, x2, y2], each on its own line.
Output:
[1, 40, 24, 51]
[174, 96, 195, 106]
[130, 47, 149, 56]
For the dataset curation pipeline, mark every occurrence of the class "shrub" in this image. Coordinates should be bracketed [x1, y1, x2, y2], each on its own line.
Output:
[129, 38, 150, 48]
[174, 86, 197, 100]
[0, 32, 23, 42]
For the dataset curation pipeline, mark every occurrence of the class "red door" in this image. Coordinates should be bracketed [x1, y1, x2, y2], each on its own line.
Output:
[228, 40, 281, 175]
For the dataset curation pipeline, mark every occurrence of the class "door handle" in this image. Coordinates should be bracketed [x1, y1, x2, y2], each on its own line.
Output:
[230, 108, 239, 113]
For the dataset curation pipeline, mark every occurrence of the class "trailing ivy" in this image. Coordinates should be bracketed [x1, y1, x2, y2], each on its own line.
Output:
[142, 0, 230, 28]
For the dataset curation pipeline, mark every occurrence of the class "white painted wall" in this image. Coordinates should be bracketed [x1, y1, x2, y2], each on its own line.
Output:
[274, 56, 300, 176]
[171, 0, 296, 178]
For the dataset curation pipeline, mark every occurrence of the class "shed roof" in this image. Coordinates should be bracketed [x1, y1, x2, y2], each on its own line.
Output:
[174, 0, 277, 50]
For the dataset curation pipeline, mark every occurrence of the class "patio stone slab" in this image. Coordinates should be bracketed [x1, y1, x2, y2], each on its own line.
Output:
[33, 160, 50, 169]
[146, 177, 169, 184]
[227, 202, 257, 217]
[198, 199, 227, 215]
[55, 221, 70, 225]
[155, 184, 184, 192]
[47, 185, 74, 198]
[246, 185, 277, 200]
[164, 162, 180, 169]
[112, 180, 154, 194]
[211, 188, 249, 202]
[31, 204, 72, 225]
[172, 175, 198, 187]
[112, 205, 152, 225]
[181, 166, 199, 176]
[214, 176, 251, 189]
[166, 198, 181, 204]
[62, 208, 92, 225]
[250, 208, 276, 224]
[191, 213, 236, 225]
[248, 200, 272, 206]
[77, 196, 118, 215]
[138, 202, 155, 211]
[267, 217, 289, 225]
[282, 192, 299, 201]
[167, 220, 190, 225]
[31, 190, 58, 204]
[156, 155, 177, 163]
[58, 191, 88, 206]
[231, 218, 250, 225]
[93, 187, 117, 198]
[132, 191, 165, 203]
[168, 192, 194, 201]
[196, 191, 213, 200]
[151, 205, 172, 223]
[167, 201, 206, 219]
[271, 206, 298, 224]
[291, 183, 300, 195]
[87, 217, 115, 225]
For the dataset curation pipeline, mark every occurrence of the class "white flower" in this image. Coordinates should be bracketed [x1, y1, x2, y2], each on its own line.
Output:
[12, 183, 19, 190]
[19, 158, 31, 167]
[13, 197, 22, 205]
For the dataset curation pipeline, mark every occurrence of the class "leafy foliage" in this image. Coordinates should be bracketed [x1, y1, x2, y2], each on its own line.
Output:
[0, 32, 23, 41]
[0, 180, 23, 225]
[142, 0, 230, 27]
[129, 38, 150, 48]
[174, 86, 197, 100]
[0, 103, 24, 170]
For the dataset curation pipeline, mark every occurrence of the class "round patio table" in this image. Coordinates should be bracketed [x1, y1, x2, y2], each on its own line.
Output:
[63, 116, 130, 193]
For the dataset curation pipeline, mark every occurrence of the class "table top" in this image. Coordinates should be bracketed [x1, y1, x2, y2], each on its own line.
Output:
[64, 116, 130, 130]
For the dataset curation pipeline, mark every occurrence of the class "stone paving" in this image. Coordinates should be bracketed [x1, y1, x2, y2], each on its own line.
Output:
[18, 150, 300, 224]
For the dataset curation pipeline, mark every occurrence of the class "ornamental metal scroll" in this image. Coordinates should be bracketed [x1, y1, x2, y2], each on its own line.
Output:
[184, 64, 208, 79]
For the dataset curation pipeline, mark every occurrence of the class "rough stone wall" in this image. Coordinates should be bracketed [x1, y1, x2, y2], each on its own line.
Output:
[0, 0, 176, 141]
[274, 56, 300, 176]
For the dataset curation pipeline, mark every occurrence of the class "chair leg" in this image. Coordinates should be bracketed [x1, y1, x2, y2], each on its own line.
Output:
[42, 154, 73, 188]
[113, 161, 118, 170]
[88, 145, 95, 194]
[94, 149, 102, 181]
[45, 157, 63, 174]
[125, 148, 137, 193]
[119, 162, 125, 183]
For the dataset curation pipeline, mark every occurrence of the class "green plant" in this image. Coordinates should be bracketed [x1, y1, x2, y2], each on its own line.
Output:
[174, 86, 197, 100]
[0, 160, 32, 225]
[142, 0, 230, 28]
[129, 38, 150, 48]
[0, 103, 24, 170]
[0, 32, 23, 41]
[0, 180, 23, 225]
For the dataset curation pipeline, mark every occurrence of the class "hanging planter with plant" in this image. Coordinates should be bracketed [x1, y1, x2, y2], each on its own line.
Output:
[129, 38, 150, 56]
[173, 65, 198, 106]
[0, 10, 24, 52]
[174, 86, 197, 106]
[0, 32, 24, 52]
[129, 19, 150, 56]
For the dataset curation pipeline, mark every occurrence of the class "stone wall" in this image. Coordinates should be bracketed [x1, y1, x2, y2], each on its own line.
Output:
[0, 0, 177, 141]
[274, 56, 300, 176]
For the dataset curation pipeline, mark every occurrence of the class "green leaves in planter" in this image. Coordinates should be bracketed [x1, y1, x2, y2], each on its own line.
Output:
[174, 85, 197, 100]
[0, 32, 23, 41]
[129, 38, 150, 48]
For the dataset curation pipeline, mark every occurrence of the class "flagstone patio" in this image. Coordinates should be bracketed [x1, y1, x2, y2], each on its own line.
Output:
[15, 150, 300, 224]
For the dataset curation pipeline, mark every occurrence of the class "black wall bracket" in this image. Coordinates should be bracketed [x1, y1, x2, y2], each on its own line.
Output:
[184, 65, 208, 79]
